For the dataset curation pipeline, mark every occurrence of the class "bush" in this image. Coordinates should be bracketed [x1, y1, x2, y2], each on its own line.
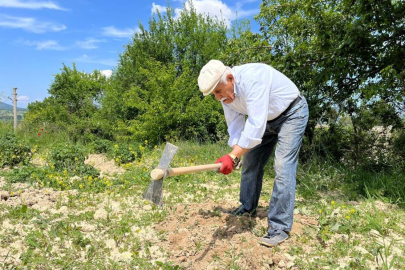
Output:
[0, 133, 33, 167]
[47, 143, 100, 179]
[310, 123, 352, 162]
[89, 138, 112, 154]
[48, 143, 87, 171]
[73, 163, 100, 178]
[111, 142, 143, 165]
[9, 165, 46, 184]
[9, 164, 100, 191]
[392, 129, 405, 168]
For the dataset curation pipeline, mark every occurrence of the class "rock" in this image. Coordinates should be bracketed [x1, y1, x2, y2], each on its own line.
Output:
[0, 191, 9, 201]
[0, 177, 5, 188]
[58, 206, 69, 215]
[121, 251, 132, 260]
[287, 261, 295, 269]
[26, 199, 38, 206]
[79, 223, 96, 232]
[69, 176, 81, 184]
[94, 208, 108, 219]
[32, 201, 50, 211]
[105, 239, 116, 249]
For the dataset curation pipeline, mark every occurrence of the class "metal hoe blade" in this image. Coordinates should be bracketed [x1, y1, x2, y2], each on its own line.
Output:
[143, 143, 178, 206]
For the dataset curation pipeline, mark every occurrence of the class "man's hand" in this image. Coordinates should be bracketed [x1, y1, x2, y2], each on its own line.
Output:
[215, 154, 234, 175]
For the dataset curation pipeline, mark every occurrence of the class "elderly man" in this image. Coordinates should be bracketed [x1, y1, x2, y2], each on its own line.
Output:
[198, 60, 309, 247]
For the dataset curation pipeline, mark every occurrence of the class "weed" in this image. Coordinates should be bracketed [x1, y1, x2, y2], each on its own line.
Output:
[0, 133, 33, 167]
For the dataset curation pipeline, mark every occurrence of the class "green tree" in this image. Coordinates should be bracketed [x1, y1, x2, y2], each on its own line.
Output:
[101, 2, 229, 143]
[256, 0, 405, 164]
[122, 59, 226, 143]
[256, 0, 336, 144]
[222, 19, 273, 66]
[24, 64, 108, 141]
[257, 0, 404, 106]
[48, 63, 105, 117]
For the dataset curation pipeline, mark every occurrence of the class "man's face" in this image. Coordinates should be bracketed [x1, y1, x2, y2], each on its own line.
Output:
[212, 74, 235, 104]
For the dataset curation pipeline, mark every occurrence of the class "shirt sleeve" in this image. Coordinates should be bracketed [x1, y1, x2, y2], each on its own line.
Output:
[237, 79, 271, 149]
[223, 104, 245, 148]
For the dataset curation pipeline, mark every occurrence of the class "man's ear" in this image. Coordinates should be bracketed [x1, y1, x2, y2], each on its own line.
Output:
[227, 74, 234, 83]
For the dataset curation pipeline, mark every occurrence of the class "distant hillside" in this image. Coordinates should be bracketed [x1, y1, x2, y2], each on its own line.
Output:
[0, 102, 27, 111]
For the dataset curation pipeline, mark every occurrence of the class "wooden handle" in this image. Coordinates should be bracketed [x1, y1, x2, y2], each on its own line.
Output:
[151, 163, 221, 180]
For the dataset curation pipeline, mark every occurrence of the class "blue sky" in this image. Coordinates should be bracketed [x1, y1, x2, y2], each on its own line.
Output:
[0, 0, 261, 108]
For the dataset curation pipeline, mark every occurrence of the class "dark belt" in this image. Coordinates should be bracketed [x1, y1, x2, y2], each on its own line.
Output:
[268, 95, 301, 123]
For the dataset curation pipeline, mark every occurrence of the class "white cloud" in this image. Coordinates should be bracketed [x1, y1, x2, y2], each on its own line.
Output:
[0, 14, 66, 33]
[176, 0, 233, 27]
[76, 38, 105, 49]
[16, 95, 29, 107]
[235, 0, 260, 18]
[35, 40, 64, 50]
[75, 54, 116, 67]
[151, 3, 167, 14]
[237, 0, 260, 3]
[100, 70, 112, 78]
[234, 7, 259, 19]
[19, 37, 105, 50]
[155, 0, 258, 28]
[17, 95, 29, 101]
[0, 0, 67, 10]
[102, 26, 139, 38]
[18, 39, 67, 50]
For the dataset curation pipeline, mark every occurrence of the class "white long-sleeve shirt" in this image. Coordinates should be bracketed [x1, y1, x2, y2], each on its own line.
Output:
[223, 63, 300, 149]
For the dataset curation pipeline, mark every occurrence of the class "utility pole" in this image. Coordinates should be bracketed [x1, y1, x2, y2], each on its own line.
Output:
[13, 88, 17, 130]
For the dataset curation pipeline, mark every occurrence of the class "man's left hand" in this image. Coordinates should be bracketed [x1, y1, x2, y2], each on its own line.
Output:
[215, 154, 234, 175]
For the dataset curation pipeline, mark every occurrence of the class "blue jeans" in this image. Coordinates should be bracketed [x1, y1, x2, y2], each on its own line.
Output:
[239, 96, 308, 232]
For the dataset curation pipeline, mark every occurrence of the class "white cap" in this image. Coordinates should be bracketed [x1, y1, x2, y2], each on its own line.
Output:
[198, 60, 226, 96]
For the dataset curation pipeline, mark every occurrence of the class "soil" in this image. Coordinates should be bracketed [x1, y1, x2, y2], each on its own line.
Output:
[85, 154, 125, 176]
[156, 201, 318, 270]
